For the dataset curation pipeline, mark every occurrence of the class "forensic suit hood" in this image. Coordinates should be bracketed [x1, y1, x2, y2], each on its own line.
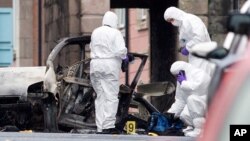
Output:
[102, 11, 118, 29]
[164, 6, 185, 27]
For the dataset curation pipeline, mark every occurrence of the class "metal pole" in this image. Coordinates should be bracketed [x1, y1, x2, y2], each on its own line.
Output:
[125, 8, 129, 86]
[38, 0, 42, 66]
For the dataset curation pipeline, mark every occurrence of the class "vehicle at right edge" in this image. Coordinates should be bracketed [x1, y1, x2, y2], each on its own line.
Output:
[194, 1, 250, 141]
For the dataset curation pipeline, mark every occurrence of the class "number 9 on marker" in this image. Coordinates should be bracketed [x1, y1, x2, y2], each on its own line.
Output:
[126, 121, 136, 134]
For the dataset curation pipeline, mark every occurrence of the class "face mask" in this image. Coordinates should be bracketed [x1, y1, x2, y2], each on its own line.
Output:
[171, 20, 181, 27]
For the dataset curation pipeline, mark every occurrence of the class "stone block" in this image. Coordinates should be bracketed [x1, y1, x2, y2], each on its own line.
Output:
[19, 0, 33, 20]
[69, 16, 80, 34]
[53, 4, 59, 22]
[211, 34, 226, 46]
[45, 7, 53, 24]
[179, 0, 208, 15]
[208, 16, 227, 34]
[19, 20, 33, 38]
[19, 38, 33, 58]
[81, 0, 109, 15]
[81, 15, 102, 34]
[17, 58, 33, 66]
[50, 22, 57, 40]
[19, 0, 33, 9]
[44, 0, 52, 7]
[69, 0, 80, 15]
[208, 0, 231, 16]
[199, 16, 208, 27]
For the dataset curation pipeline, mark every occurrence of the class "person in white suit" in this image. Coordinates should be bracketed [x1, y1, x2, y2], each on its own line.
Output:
[164, 7, 214, 137]
[90, 11, 127, 134]
[169, 61, 211, 137]
[164, 6, 213, 76]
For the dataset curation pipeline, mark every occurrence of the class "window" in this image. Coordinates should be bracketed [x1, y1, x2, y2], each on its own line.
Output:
[139, 9, 147, 21]
[136, 9, 149, 30]
[114, 8, 125, 29]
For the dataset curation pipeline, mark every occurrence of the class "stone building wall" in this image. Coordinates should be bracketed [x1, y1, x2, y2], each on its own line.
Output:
[43, 0, 69, 66]
[179, 0, 246, 46]
[208, 0, 231, 45]
[80, 0, 110, 36]
[42, 0, 109, 66]
[14, 0, 34, 66]
[209, 0, 247, 45]
[43, 0, 82, 66]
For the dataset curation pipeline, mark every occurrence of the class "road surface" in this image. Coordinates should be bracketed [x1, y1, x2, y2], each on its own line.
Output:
[0, 132, 195, 141]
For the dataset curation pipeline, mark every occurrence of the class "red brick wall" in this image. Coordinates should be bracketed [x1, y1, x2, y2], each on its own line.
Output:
[120, 9, 150, 86]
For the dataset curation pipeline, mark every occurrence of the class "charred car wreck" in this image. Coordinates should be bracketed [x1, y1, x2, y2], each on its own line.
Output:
[0, 36, 175, 134]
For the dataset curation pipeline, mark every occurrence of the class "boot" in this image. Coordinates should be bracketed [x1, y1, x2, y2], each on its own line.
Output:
[185, 128, 201, 137]
[182, 126, 193, 134]
[99, 128, 121, 134]
[185, 118, 205, 137]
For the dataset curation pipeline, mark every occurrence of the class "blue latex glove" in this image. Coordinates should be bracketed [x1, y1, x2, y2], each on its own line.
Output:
[121, 57, 129, 72]
[177, 70, 186, 84]
[180, 47, 189, 56]
[123, 55, 129, 63]
[121, 54, 135, 72]
[127, 53, 135, 62]
[122, 54, 134, 63]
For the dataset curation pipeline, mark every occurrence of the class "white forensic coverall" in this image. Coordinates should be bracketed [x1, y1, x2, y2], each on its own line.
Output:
[164, 7, 214, 137]
[164, 6, 213, 76]
[168, 61, 211, 137]
[90, 11, 127, 132]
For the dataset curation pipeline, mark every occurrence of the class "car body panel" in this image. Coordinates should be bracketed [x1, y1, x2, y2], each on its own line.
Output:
[197, 39, 250, 141]
[0, 66, 46, 100]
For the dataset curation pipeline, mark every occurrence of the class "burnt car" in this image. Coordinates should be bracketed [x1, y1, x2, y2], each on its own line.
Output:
[0, 36, 92, 132]
[0, 36, 175, 134]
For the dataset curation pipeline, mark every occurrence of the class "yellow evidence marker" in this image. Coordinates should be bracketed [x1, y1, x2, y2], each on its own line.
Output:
[148, 132, 158, 136]
[126, 121, 136, 134]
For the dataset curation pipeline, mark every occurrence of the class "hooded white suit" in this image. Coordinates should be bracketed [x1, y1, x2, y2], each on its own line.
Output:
[164, 7, 213, 76]
[164, 7, 214, 137]
[169, 61, 211, 137]
[90, 11, 127, 132]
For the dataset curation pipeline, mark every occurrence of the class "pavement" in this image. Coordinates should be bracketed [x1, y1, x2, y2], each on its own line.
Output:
[0, 132, 196, 141]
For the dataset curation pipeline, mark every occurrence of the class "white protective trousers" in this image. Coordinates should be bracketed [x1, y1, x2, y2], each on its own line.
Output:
[90, 59, 121, 132]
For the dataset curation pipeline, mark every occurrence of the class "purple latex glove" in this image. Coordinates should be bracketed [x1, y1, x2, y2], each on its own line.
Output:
[122, 55, 129, 63]
[177, 70, 186, 85]
[121, 56, 129, 72]
[180, 47, 189, 56]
